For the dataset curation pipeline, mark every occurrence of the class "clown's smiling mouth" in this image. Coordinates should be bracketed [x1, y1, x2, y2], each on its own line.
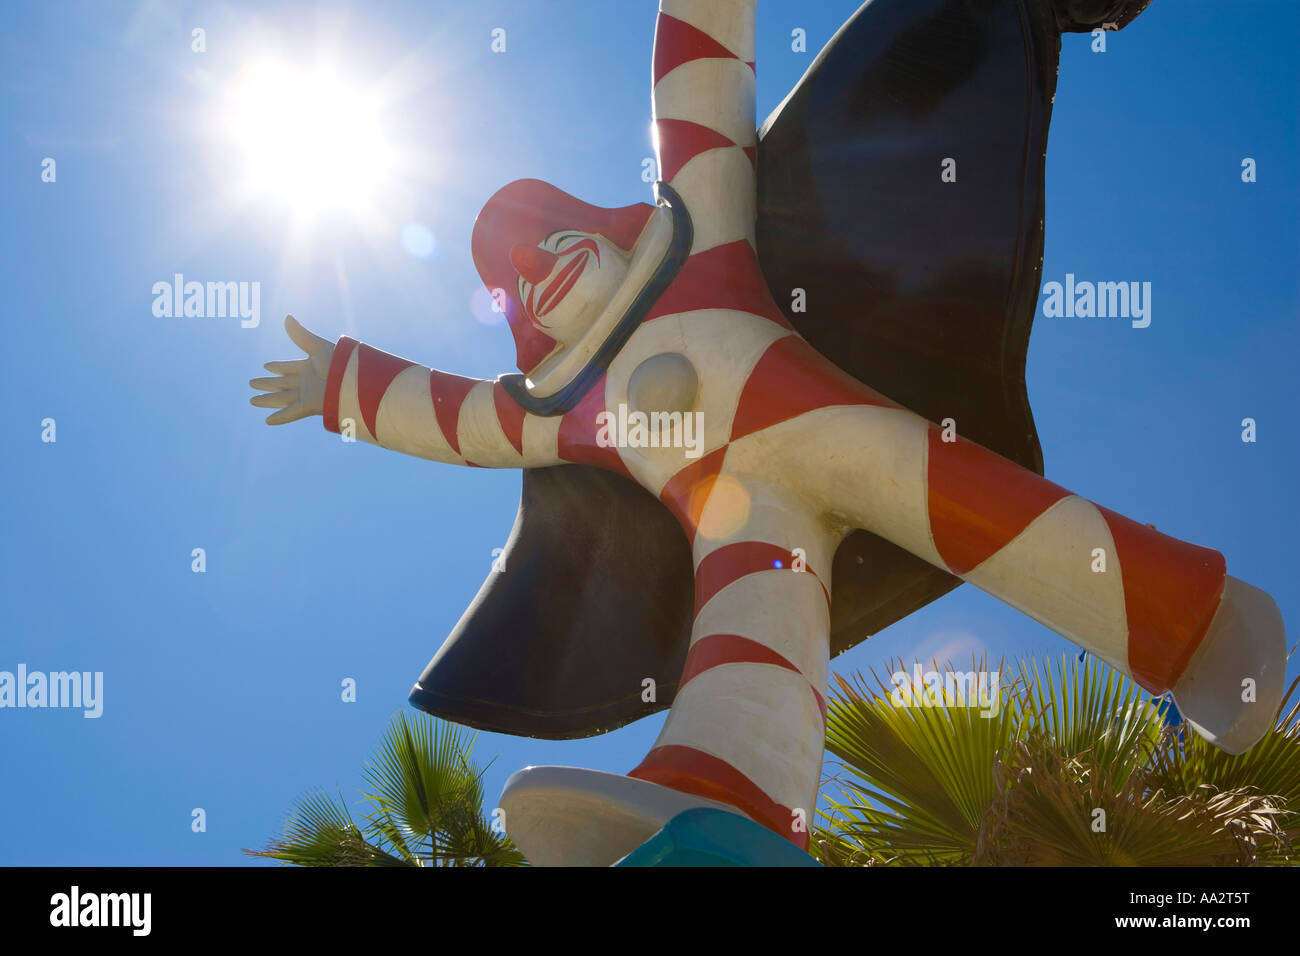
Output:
[533, 238, 601, 318]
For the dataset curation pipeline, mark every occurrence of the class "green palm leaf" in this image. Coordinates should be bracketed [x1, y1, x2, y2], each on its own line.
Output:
[976, 735, 1293, 866]
[818, 655, 1017, 865]
[1014, 654, 1164, 776]
[816, 651, 1298, 867]
[246, 789, 412, 867]
[247, 712, 526, 867]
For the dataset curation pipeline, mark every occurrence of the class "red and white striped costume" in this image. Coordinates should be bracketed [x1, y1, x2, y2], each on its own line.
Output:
[319, 0, 1274, 860]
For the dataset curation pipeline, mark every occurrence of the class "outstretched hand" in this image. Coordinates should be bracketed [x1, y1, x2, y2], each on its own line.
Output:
[250, 315, 334, 425]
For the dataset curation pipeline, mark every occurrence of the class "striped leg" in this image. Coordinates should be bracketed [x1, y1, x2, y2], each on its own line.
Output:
[726, 400, 1286, 753]
[919, 423, 1285, 752]
[629, 482, 837, 849]
[496, 479, 838, 865]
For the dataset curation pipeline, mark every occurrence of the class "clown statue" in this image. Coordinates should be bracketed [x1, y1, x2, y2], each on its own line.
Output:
[252, 0, 1286, 866]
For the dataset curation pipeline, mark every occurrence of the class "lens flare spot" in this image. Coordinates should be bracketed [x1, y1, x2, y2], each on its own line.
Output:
[401, 222, 437, 259]
[470, 286, 507, 326]
[695, 475, 751, 541]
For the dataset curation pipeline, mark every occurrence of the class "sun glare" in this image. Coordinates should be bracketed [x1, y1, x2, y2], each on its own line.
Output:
[223, 58, 398, 222]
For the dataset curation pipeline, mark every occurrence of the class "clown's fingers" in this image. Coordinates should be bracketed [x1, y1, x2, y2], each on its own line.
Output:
[250, 375, 299, 392]
[264, 359, 306, 376]
[285, 314, 330, 356]
[251, 389, 299, 410]
[265, 401, 311, 426]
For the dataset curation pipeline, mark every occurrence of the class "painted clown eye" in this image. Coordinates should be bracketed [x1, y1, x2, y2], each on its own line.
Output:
[547, 231, 592, 253]
[519, 234, 603, 320]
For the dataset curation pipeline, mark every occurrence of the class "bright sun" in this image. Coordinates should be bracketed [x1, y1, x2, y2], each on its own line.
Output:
[223, 58, 398, 221]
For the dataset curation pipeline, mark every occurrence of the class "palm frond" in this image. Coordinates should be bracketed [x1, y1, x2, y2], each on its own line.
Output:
[817, 651, 1299, 867]
[974, 733, 1295, 866]
[1014, 653, 1164, 777]
[818, 654, 1017, 865]
[244, 788, 413, 867]
[251, 712, 527, 867]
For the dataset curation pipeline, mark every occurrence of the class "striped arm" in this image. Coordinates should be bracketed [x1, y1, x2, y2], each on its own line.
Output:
[653, 0, 758, 255]
[630, 484, 836, 849]
[321, 336, 562, 468]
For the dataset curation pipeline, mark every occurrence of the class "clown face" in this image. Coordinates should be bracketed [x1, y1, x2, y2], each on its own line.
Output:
[512, 231, 630, 348]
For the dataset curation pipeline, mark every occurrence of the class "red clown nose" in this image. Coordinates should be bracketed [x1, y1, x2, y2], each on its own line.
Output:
[510, 245, 559, 285]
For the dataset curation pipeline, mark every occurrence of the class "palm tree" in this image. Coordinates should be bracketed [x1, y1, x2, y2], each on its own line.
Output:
[247, 711, 525, 866]
[814, 652, 1299, 866]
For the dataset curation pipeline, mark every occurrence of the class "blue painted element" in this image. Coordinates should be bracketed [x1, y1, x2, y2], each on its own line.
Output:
[614, 808, 821, 867]
[1083, 649, 1186, 737]
[1155, 692, 1186, 738]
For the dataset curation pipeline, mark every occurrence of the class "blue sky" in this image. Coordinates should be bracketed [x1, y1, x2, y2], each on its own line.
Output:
[1, 0, 1296, 865]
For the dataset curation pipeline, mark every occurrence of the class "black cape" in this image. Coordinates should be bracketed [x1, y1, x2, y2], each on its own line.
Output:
[409, 0, 1154, 738]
